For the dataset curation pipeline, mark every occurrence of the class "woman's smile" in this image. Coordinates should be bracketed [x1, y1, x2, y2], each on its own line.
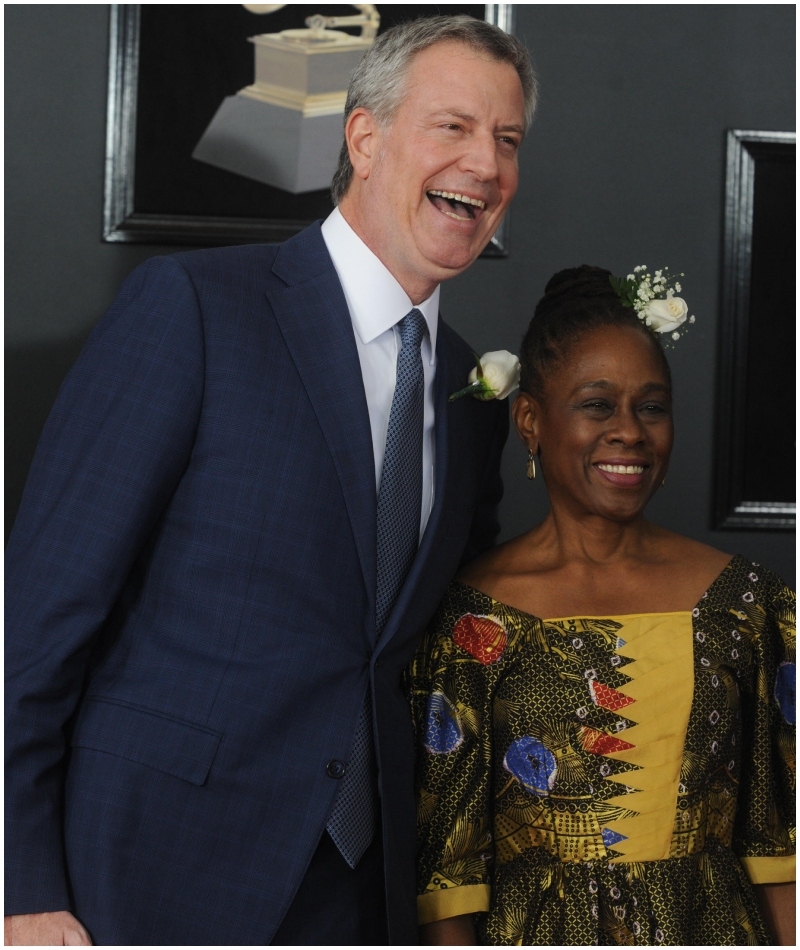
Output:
[592, 458, 650, 487]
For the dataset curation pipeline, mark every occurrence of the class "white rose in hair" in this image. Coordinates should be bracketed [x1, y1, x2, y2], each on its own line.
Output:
[643, 296, 688, 333]
[467, 350, 521, 400]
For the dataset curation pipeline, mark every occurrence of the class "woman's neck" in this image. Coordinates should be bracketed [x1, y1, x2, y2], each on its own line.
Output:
[530, 507, 658, 567]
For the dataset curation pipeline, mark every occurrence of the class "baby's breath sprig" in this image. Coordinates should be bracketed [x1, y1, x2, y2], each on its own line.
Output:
[609, 265, 696, 343]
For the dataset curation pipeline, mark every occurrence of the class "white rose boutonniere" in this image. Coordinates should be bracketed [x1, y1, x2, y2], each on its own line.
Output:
[642, 294, 688, 333]
[609, 265, 696, 342]
[449, 350, 521, 402]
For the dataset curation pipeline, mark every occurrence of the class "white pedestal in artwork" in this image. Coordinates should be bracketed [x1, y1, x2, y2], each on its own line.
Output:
[193, 95, 345, 193]
[193, 32, 371, 194]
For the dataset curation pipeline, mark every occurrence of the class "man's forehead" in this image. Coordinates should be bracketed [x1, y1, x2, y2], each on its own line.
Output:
[401, 42, 524, 114]
[406, 38, 516, 78]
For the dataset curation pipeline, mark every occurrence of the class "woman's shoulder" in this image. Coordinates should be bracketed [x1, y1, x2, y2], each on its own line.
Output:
[652, 527, 732, 574]
[420, 575, 500, 646]
[702, 551, 794, 607]
[408, 576, 508, 681]
[456, 532, 536, 597]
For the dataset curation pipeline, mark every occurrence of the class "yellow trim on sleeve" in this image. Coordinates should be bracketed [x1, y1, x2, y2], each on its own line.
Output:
[417, 884, 491, 924]
[740, 855, 796, 884]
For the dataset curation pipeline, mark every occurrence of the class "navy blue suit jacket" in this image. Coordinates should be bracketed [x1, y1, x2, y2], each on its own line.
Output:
[5, 223, 508, 945]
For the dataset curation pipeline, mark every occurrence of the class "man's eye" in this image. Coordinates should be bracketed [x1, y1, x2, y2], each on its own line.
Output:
[582, 401, 611, 412]
[641, 403, 669, 414]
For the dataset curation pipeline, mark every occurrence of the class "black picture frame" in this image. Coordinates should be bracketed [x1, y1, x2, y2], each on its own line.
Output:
[713, 129, 795, 530]
[103, 3, 516, 254]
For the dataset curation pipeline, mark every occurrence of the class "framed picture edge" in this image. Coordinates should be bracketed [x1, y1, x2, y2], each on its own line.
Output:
[712, 128, 796, 531]
[102, 3, 517, 254]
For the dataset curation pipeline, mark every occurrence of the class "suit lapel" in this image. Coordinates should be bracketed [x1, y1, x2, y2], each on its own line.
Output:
[268, 226, 477, 653]
[268, 230, 377, 611]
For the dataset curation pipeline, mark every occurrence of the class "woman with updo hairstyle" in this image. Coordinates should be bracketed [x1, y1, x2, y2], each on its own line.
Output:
[408, 266, 795, 946]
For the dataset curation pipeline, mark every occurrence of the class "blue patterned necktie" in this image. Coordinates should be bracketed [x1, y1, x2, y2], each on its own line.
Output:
[327, 308, 427, 868]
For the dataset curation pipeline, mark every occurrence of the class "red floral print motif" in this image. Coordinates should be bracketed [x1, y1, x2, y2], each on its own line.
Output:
[453, 613, 507, 665]
[579, 726, 635, 756]
[589, 680, 636, 712]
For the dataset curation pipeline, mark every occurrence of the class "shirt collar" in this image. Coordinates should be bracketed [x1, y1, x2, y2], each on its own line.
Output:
[321, 207, 439, 363]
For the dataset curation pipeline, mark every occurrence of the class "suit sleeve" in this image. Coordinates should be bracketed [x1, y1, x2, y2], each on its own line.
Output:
[460, 400, 509, 565]
[5, 257, 206, 915]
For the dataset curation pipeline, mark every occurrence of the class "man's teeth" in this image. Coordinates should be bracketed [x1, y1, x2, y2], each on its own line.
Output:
[428, 190, 485, 209]
[597, 464, 645, 475]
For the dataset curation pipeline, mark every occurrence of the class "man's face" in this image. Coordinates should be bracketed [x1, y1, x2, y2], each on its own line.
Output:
[343, 41, 527, 301]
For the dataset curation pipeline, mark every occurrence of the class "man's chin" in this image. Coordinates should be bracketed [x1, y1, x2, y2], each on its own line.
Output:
[420, 237, 492, 277]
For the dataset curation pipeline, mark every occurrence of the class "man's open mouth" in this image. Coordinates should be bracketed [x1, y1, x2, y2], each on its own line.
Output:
[427, 190, 486, 221]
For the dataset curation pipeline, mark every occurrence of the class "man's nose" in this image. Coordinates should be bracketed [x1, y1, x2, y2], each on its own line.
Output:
[458, 130, 500, 182]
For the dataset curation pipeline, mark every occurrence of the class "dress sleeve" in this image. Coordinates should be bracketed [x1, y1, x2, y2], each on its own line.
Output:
[732, 573, 796, 884]
[407, 591, 509, 924]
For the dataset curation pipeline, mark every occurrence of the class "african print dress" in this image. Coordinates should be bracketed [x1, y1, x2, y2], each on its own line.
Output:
[407, 555, 795, 945]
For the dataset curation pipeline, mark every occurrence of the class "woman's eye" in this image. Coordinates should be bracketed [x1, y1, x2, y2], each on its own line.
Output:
[640, 403, 669, 414]
[582, 401, 612, 412]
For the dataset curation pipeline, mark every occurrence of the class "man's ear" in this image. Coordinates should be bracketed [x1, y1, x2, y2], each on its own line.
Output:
[511, 391, 541, 456]
[345, 107, 380, 181]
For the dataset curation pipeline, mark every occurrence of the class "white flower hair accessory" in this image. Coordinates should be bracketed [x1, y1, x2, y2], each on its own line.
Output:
[449, 350, 520, 402]
[609, 265, 696, 342]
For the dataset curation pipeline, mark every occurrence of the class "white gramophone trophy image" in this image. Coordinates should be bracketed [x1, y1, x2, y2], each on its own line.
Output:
[193, 4, 379, 194]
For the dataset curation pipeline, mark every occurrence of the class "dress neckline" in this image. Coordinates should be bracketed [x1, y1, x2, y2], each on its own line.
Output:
[453, 554, 740, 624]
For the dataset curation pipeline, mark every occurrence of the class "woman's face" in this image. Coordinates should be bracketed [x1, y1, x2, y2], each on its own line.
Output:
[515, 324, 673, 524]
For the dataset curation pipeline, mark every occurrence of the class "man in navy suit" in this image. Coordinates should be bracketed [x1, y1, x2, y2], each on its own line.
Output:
[6, 16, 535, 946]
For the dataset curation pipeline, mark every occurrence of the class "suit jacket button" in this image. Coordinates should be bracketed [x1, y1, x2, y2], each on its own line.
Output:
[326, 759, 346, 779]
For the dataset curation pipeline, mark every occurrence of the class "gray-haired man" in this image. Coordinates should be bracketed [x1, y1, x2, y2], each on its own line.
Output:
[5, 15, 534, 945]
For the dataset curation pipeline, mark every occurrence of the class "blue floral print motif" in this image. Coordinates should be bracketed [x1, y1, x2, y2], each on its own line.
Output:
[504, 736, 557, 794]
[424, 691, 464, 754]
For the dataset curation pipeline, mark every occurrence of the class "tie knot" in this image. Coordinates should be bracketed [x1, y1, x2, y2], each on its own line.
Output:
[398, 308, 427, 351]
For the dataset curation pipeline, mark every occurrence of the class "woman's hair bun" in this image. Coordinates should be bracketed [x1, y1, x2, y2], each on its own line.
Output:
[537, 265, 617, 320]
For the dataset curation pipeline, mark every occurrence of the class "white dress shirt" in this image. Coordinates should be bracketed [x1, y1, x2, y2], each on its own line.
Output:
[321, 207, 438, 539]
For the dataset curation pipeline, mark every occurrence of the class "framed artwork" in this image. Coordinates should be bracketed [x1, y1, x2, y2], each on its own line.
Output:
[103, 3, 516, 254]
[713, 129, 795, 530]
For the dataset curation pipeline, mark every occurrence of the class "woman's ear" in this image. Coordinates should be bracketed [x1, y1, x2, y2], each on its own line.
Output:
[512, 391, 541, 455]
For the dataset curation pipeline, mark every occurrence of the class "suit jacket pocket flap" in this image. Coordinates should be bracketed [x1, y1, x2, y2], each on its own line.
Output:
[70, 697, 222, 786]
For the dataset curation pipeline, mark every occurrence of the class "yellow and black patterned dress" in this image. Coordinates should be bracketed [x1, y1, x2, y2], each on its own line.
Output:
[407, 555, 795, 945]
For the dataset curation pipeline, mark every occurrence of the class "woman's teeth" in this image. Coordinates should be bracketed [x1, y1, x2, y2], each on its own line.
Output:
[597, 464, 645, 474]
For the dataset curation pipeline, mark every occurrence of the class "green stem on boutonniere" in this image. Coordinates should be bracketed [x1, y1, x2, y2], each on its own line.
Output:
[448, 380, 485, 402]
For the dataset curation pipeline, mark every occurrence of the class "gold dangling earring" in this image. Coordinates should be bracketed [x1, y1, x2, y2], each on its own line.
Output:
[527, 450, 536, 480]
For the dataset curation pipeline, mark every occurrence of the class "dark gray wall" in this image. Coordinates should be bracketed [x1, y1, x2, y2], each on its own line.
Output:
[6, 5, 795, 585]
